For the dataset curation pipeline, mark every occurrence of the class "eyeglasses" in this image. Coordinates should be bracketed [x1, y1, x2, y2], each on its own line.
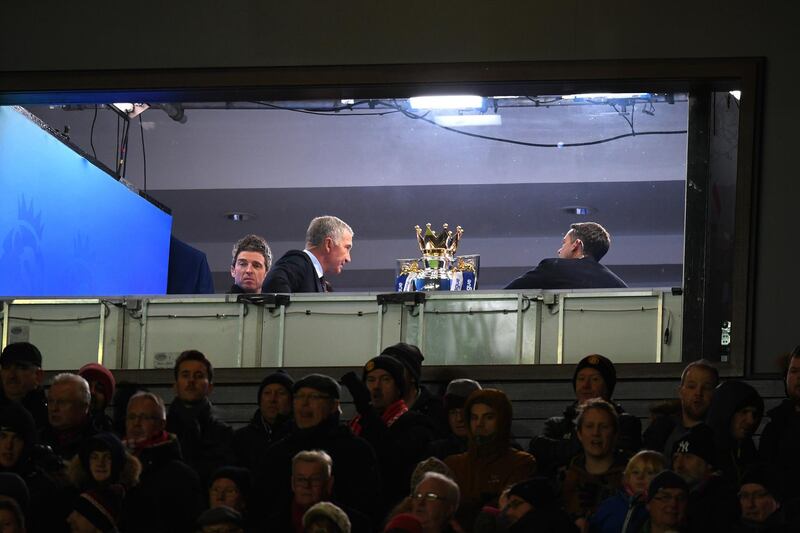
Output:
[412, 492, 447, 502]
[293, 393, 331, 403]
[293, 475, 326, 487]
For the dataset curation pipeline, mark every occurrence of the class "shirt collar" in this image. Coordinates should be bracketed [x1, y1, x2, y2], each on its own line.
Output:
[303, 249, 324, 278]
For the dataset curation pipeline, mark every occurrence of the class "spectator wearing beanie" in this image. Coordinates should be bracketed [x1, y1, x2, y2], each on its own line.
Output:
[671, 424, 738, 533]
[733, 463, 798, 532]
[208, 465, 256, 531]
[342, 356, 438, 514]
[529, 354, 642, 476]
[380, 343, 448, 437]
[640, 470, 689, 533]
[197, 505, 245, 533]
[501, 477, 577, 533]
[0, 342, 48, 430]
[67, 433, 141, 491]
[303, 501, 351, 533]
[254, 374, 380, 528]
[233, 370, 294, 472]
[78, 364, 116, 433]
[428, 379, 482, 460]
[705, 381, 764, 485]
[0, 402, 69, 533]
[445, 389, 537, 528]
[67, 485, 125, 533]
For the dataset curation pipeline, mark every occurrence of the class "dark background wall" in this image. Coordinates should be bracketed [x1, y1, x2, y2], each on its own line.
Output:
[3, 1, 797, 373]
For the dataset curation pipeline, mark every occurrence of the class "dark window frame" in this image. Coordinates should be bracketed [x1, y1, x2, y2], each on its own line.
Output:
[0, 57, 764, 379]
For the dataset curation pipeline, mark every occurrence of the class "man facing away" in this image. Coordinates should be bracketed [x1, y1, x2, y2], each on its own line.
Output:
[263, 216, 353, 293]
[504, 221, 627, 290]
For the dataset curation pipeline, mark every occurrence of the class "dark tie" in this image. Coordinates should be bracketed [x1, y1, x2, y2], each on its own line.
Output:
[320, 276, 328, 293]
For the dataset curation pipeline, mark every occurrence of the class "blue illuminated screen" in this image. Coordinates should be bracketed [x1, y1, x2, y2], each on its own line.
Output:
[0, 106, 172, 296]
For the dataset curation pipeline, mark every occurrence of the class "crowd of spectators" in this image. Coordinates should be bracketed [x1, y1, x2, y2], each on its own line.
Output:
[0, 340, 798, 533]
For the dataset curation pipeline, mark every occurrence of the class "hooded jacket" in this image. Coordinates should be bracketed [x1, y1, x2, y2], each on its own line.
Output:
[705, 381, 763, 484]
[66, 433, 141, 491]
[445, 389, 537, 530]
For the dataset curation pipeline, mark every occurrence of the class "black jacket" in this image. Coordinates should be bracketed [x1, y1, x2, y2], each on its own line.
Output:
[255, 413, 380, 525]
[38, 419, 97, 461]
[262, 250, 324, 293]
[166, 397, 235, 485]
[684, 473, 739, 533]
[705, 381, 763, 485]
[233, 408, 292, 472]
[122, 434, 202, 533]
[409, 385, 449, 438]
[759, 399, 800, 500]
[0, 387, 49, 430]
[529, 401, 642, 476]
[4, 445, 70, 533]
[505, 257, 627, 290]
[354, 407, 438, 513]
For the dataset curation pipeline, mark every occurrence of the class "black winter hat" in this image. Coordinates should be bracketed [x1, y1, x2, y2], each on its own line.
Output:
[508, 477, 558, 508]
[646, 470, 688, 502]
[573, 354, 616, 398]
[672, 423, 716, 466]
[0, 472, 30, 513]
[257, 370, 294, 402]
[79, 433, 127, 484]
[293, 374, 341, 400]
[741, 463, 784, 502]
[381, 343, 424, 384]
[0, 342, 42, 368]
[443, 379, 482, 411]
[210, 466, 253, 505]
[0, 402, 37, 453]
[197, 505, 244, 527]
[362, 355, 407, 397]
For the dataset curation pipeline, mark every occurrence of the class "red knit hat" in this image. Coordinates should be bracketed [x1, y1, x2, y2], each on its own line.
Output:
[78, 363, 116, 401]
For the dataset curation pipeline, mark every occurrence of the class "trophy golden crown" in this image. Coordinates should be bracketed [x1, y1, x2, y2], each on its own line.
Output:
[415, 223, 463, 256]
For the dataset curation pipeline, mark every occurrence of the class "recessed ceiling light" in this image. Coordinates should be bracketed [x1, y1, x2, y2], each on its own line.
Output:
[225, 212, 254, 222]
[562, 206, 595, 216]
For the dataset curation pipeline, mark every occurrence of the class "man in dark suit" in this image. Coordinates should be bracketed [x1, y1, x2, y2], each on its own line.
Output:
[504, 221, 627, 290]
[263, 216, 353, 293]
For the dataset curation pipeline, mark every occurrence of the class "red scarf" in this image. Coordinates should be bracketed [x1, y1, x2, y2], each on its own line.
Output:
[123, 430, 170, 455]
[349, 399, 408, 436]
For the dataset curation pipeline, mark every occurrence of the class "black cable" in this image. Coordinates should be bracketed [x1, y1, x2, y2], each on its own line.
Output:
[115, 114, 120, 175]
[611, 102, 634, 133]
[90, 105, 98, 159]
[139, 114, 147, 191]
[250, 100, 399, 117]
[380, 101, 687, 148]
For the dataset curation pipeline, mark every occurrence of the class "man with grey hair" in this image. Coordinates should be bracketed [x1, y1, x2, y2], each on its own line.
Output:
[39, 372, 95, 459]
[267, 449, 372, 533]
[411, 471, 460, 533]
[263, 215, 353, 293]
[229, 233, 272, 294]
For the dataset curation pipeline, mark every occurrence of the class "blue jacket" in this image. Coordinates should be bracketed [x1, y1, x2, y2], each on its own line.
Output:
[590, 490, 648, 533]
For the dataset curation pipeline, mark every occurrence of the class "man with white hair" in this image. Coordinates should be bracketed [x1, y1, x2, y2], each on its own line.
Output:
[410, 472, 460, 533]
[39, 372, 95, 459]
[263, 215, 353, 293]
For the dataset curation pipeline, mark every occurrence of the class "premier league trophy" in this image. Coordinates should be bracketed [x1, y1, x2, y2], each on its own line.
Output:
[395, 223, 478, 291]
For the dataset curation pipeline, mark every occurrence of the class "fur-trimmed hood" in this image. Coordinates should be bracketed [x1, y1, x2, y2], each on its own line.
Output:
[66, 448, 141, 490]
